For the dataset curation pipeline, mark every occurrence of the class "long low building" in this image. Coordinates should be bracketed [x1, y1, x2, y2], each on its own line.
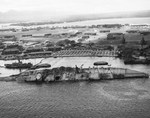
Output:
[107, 33, 123, 40]
[24, 47, 44, 53]
[22, 51, 52, 58]
[0, 35, 16, 41]
[1, 48, 22, 55]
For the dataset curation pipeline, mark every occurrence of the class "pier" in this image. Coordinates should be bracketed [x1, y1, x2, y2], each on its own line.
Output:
[52, 49, 118, 57]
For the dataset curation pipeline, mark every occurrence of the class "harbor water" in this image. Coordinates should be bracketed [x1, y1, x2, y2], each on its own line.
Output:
[0, 78, 150, 118]
[0, 57, 150, 118]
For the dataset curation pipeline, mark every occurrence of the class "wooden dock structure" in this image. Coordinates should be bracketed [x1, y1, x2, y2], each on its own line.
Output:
[52, 49, 118, 57]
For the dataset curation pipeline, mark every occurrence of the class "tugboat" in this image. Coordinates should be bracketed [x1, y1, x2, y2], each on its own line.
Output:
[5, 56, 33, 69]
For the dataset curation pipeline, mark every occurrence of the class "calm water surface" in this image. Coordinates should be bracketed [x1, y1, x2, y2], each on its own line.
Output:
[0, 79, 150, 118]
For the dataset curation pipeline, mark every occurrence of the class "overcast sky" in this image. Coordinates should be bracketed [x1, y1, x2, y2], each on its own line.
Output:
[0, 0, 150, 14]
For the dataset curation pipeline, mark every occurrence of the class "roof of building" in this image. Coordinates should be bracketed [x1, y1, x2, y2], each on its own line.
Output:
[26, 51, 52, 55]
[4, 48, 20, 52]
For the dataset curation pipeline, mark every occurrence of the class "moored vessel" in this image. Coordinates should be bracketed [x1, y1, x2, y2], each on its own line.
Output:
[5, 56, 33, 69]
[5, 62, 33, 69]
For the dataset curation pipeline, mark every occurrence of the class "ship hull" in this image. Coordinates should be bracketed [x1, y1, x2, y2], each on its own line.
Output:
[5, 63, 32, 69]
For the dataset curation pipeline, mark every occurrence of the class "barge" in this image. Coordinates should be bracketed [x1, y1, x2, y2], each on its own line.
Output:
[30, 63, 51, 69]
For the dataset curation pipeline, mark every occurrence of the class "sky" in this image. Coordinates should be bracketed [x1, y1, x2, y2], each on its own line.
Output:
[0, 0, 150, 14]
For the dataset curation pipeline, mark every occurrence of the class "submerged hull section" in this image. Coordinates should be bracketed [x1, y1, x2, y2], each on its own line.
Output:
[16, 67, 149, 83]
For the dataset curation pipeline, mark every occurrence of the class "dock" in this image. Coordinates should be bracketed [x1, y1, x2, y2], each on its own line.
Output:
[52, 49, 118, 57]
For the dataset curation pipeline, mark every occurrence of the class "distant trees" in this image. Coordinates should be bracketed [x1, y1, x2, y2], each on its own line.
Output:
[56, 39, 76, 47]
[121, 34, 126, 44]
[107, 46, 114, 51]
[45, 41, 54, 47]
[119, 47, 134, 58]
[88, 41, 94, 49]
[0, 41, 4, 49]
[140, 36, 146, 56]
[140, 36, 146, 48]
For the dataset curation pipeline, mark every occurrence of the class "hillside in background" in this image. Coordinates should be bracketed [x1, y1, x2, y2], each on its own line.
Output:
[65, 10, 150, 22]
[0, 10, 150, 23]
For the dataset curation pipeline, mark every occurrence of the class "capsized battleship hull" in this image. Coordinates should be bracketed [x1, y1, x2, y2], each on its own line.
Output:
[15, 67, 149, 82]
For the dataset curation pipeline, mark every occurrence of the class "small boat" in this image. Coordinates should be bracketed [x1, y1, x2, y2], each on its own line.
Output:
[93, 61, 108, 66]
[53, 56, 57, 58]
[30, 63, 51, 69]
